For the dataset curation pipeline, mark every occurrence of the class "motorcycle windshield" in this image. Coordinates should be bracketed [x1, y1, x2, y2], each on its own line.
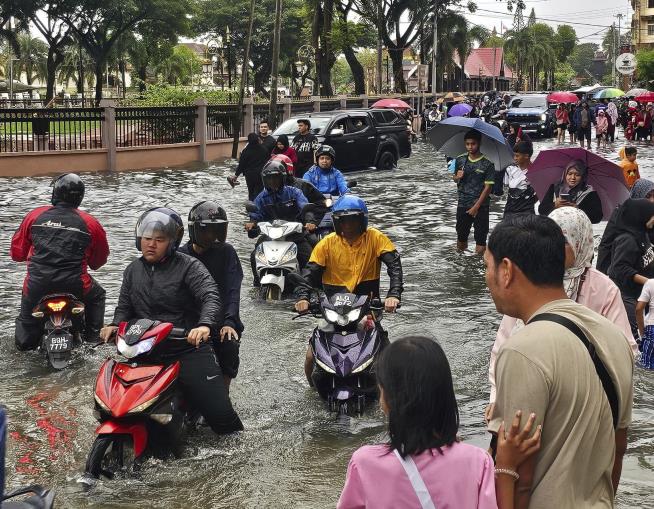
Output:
[314, 328, 378, 377]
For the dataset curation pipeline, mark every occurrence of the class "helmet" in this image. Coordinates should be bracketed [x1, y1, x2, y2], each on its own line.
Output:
[315, 144, 336, 166]
[270, 154, 294, 176]
[332, 195, 368, 237]
[261, 160, 286, 192]
[51, 173, 84, 207]
[188, 201, 228, 248]
[135, 207, 184, 255]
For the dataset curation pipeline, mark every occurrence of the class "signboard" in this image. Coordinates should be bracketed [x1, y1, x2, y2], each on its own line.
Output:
[417, 64, 429, 92]
[616, 53, 636, 75]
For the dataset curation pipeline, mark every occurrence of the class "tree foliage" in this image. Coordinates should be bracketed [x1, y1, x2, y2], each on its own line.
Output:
[636, 49, 654, 85]
[568, 43, 598, 76]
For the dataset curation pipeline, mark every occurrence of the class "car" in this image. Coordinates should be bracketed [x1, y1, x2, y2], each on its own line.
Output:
[505, 94, 555, 137]
[272, 109, 411, 172]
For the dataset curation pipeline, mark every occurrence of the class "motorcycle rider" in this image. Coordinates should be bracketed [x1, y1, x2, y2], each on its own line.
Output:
[293, 196, 403, 384]
[99, 207, 243, 435]
[10, 173, 109, 350]
[302, 145, 350, 196]
[246, 162, 317, 285]
[178, 201, 243, 393]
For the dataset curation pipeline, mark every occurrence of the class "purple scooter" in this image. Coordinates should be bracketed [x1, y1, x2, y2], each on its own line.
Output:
[297, 292, 388, 415]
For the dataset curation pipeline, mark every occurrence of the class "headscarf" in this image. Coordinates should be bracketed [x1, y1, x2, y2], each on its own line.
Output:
[549, 207, 595, 300]
[275, 134, 290, 151]
[556, 159, 592, 203]
[607, 102, 619, 124]
[630, 179, 654, 199]
[613, 198, 654, 246]
[247, 132, 260, 145]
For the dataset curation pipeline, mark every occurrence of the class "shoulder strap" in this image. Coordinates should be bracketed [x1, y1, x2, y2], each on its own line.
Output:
[529, 313, 619, 429]
[393, 450, 437, 509]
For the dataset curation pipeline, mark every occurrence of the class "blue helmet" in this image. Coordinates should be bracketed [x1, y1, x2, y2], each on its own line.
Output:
[332, 195, 368, 236]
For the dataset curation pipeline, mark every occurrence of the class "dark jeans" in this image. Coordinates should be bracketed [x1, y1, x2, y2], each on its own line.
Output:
[577, 126, 592, 143]
[178, 345, 243, 434]
[15, 278, 106, 351]
[212, 337, 240, 379]
[621, 294, 639, 340]
[250, 233, 312, 285]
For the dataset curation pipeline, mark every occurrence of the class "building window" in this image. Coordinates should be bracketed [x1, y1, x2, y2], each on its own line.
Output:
[649, 22, 654, 35]
[649, 0, 654, 8]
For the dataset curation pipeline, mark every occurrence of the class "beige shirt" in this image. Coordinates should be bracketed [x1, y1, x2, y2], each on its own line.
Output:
[489, 299, 634, 509]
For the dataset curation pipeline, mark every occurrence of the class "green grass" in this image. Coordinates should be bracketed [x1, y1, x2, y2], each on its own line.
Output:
[0, 120, 100, 135]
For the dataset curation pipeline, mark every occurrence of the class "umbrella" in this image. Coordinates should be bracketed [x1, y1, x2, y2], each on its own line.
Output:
[529, 148, 629, 221]
[447, 103, 473, 117]
[427, 117, 514, 171]
[371, 98, 411, 110]
[594, 88, 624, 99]
[547, 91, 579, 104]
[626, 88, 649, 97]
[635, 92, 654, 103]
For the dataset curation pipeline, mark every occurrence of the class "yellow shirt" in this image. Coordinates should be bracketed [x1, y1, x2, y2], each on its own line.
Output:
[309, 228, 396, 292]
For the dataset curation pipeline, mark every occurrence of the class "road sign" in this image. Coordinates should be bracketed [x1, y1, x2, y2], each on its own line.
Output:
[616, 53, 636, 75]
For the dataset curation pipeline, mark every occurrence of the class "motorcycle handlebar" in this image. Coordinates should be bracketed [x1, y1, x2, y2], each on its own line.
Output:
[169, 327, 188, 339]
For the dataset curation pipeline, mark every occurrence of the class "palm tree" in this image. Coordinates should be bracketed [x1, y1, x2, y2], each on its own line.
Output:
[503, 28, 533, 91]
[16, 32, 48, 89]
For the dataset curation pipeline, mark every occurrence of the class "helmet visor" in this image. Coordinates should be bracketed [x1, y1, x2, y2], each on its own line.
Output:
[263, 173, 284, 191]
[136, 210, 180, 241]
[193, 221, 227, 247]
[333, 210, 365, 236]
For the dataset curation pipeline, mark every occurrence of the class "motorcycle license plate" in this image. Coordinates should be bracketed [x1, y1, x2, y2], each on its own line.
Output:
[46, 332, 73, 352]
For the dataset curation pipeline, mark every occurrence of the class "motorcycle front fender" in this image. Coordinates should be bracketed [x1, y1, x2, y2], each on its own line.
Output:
[95, 420, 148, 458]
[260, 273, 286, 292]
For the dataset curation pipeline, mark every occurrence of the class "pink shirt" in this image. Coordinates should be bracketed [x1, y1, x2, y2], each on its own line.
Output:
[337, 442, 497, 509]
[489, 268, 637, 402]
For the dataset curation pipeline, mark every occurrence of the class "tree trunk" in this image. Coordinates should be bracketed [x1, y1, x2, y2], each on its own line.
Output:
[268, 0, 282, 127]
[342, 46, 365, 95]
[45, 50, 58, 102]
[232, 0, 256, 158]
[137, 66, 147, 92]
[94, 60, 104, 106]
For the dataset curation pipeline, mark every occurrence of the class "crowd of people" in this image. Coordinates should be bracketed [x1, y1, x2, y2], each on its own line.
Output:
[7, 103, 652, 508]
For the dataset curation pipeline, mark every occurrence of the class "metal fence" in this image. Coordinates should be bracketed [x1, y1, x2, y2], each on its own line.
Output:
[252, 103, 285, 130]
[0, 108, 104, 153]
[207, 104, 242, 140]
[116, 106, 196, 147]
[290, 101, 315, 116]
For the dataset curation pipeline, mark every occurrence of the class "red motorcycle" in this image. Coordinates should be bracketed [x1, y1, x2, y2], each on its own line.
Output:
[83, 319, 189, 480]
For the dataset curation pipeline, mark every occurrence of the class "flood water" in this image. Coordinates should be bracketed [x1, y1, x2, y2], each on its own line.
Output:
[0, 136, 653, 508]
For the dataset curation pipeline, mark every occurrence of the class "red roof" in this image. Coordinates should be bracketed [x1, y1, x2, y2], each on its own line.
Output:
[456, 48, 514, 79]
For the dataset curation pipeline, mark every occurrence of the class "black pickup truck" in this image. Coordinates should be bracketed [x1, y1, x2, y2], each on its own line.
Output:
[272, 109, 411, 171]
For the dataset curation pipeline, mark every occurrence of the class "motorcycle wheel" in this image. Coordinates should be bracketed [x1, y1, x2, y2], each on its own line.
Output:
[261, 284, 281, 301]
[84, 434, 134, 480]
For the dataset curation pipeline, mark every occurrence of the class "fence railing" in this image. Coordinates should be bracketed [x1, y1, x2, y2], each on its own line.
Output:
[207, 104, 242, 140]
[0, 108, 104, 153]
[115, 106, 196, 147]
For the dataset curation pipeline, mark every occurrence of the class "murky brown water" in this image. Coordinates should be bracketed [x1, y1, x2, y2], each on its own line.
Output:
[0, 137, 652, 508]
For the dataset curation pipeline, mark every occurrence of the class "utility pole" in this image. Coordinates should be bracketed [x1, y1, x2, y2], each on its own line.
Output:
[611, 22, 616, 87]
[232, 0, 256, 158]
[7, 17, 13, 100]
[431, 1, 438, 97]
[268, 0, 282, 128]
[376, 3, 383, 94]
[616, 13, 625, 90]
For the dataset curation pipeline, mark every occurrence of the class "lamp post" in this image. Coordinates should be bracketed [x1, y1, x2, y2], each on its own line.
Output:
[208, 38, 221, 87]
[226, 26, 232, 90]
[294, 60, 306, 97]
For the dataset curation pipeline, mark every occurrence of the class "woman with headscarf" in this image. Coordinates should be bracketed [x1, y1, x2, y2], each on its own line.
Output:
[506, 123, 532, 150]
[271, 134, 298, 171]
[538, 159, 603, 224]
[227, 133, 270, 201]
[486, 207, 637, 413]
[607, 101, 619, 143]
[598, 198, 654, 338]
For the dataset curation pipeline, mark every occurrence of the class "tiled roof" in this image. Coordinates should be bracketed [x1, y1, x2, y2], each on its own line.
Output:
[455, 48, 514, 79]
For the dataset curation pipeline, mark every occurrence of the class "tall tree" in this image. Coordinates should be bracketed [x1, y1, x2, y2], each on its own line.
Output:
[15, 32, 48, 88]
[568, 42, 598, 77]
[553, 25, 576, 63]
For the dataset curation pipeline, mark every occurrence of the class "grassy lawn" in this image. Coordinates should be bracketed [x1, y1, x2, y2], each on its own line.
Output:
[0, 120, 101, 135]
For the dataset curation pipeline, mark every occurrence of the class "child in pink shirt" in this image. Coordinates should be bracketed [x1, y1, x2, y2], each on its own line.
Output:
[338, 336, 541, 509]
[596, 110, 609, 149]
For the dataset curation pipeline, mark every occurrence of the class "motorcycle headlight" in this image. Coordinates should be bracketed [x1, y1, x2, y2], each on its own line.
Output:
[324, 309, 339, 324]
[94, 394, 110, 412]
[255, 245, 267, 264]
[280, 244, 298, 265]
[347, 308, 361, 323]
[117, 336, 156, 359]
[324, 198, 333, 207]
[541, 113, 547, 121]
[315, 356, 336, 374]
[352, 356, 375, 374]
[128, 395, 160, 414]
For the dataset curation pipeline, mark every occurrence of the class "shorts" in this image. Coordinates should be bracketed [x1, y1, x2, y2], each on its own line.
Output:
[596, 132, 606, 140]
[568, 123, 576, 133]
[577, 126, 591, 142]
[557, 123, 568, 130]
[456, 205, 490, 246]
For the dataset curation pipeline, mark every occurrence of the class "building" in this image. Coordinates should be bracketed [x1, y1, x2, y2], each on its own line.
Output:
[632, 0, 654, 50]
[450, 48, 515, 92]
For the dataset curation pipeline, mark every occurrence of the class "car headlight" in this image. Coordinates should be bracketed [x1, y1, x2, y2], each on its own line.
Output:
[128, 395, 160, 414]
[94, 394, 110, 412]
[541, 113, 547, 121]
[279, 244, 298, 265]
[117, 336, 156, 359]
[324, 309, 339, 324]
[352, 356, 375, 374]
[315, 356, 336, 374]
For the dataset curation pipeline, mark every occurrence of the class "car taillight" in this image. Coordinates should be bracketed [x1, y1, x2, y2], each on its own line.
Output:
[47, 300, 67, 312]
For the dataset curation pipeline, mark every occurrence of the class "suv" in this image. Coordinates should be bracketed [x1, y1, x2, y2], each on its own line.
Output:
[505, 94, 555, 137]
[272, 109, 411, 171]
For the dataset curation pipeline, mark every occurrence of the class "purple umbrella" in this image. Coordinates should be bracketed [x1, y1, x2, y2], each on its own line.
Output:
[529, 148, 629, 221]
[447, 103, 473, 117]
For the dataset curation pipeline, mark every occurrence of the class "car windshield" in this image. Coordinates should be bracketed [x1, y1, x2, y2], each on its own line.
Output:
[510, 97, 547, 109]
[274, 117, 332, 136]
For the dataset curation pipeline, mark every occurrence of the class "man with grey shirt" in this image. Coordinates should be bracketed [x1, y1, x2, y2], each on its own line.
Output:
[484, 214, 633, 509]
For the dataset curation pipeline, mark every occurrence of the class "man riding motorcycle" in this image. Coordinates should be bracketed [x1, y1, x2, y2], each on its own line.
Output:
[302, 145, 350, 196]
[10, 173, 109, 350]
[246, 163, 317, 285]
[99, 207, 243, 434]
[178, 201, 243, 393]
[293, 196, 403, 384]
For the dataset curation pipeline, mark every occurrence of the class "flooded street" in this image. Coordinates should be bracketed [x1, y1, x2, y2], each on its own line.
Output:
[0, 136, 653, 508]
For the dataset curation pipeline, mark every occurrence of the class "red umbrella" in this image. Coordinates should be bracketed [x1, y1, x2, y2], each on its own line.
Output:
[371, 98, 412, 110]
[546, 91, 579, 104]
[635, 92, 654, 102]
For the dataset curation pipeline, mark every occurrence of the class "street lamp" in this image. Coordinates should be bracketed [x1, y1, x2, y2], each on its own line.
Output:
[226, 26, 232, 90]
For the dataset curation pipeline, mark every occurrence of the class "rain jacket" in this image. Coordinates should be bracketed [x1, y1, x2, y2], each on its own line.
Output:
[573, 107, 596, 128]
[303, 165, 350, 195]
[618, 147, 640, 189]
[250, 185, 309, 223]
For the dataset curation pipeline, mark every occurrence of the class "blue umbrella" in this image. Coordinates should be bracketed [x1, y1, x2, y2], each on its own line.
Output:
[427, 117, 514, 171]
[447, 103, 473, 117]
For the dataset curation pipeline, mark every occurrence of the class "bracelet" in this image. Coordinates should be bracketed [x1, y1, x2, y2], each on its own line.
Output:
[495, 468, 519, 482]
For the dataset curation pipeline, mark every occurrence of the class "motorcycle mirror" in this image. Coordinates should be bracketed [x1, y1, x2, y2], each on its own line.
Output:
[244, 201, 258, 213]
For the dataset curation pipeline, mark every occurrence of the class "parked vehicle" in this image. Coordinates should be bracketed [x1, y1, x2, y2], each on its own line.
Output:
[506, 94, 555, 137]
[273, 109, 411, 172]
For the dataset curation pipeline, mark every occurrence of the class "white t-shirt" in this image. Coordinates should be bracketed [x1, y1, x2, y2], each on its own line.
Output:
[503, 164, 529, 190]
[638, 279, 654, 326]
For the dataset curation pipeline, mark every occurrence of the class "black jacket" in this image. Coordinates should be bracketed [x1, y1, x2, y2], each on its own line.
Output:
[178, 241, 244, 335]
[607, 233, 654, 298]
[235, 143, 269, 178]
[111, 252, 221, 358]
[259, 134, 276, 155]
[291, 133, 319, 175]
[538, 184, 603, 224]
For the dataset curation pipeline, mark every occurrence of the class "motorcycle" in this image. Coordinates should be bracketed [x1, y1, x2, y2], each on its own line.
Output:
[313, 181, 357, 240]
[30, 293, 85, 369]
[295, 292, 388, 415]
[83, 319, 189, 480]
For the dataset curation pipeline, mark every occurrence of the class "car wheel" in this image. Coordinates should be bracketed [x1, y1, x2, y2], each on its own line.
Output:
[376, 150, 397, 171]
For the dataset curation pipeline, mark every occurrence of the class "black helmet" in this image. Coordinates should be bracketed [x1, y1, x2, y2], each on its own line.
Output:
[135, 207, 184, 256]
[261, 160, 286, 192]
[315, 144, 336, 166]
[188, 201, 228, 248]
[51, 173, 84, 207]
